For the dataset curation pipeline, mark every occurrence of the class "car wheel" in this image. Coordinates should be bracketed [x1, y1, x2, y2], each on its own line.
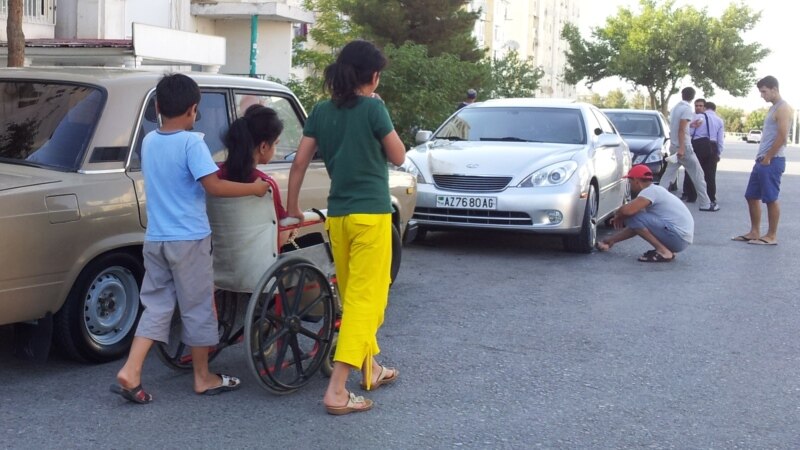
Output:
[54, 252, 144, 362]
[390, 224, 401, 284]
[563, 184, 598, 254]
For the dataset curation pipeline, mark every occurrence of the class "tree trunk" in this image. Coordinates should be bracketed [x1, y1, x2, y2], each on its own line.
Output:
[7, 0, 25, 67]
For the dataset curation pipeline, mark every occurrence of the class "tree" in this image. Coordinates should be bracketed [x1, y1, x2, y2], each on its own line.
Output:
[378, 43, 484, 144]
[484, 50, 544, 99]
[562, 0, 768, 116]
[744, 108, 768, 131]
[6, 0, 25, 67]
[715, 105, 746, 133]
[630, 91, 649, 109]
[341, 0, 483, 61]
[605, 89, 628, 109]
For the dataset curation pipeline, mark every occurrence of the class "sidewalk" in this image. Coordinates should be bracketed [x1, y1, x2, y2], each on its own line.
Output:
[718, 158, 800, 175]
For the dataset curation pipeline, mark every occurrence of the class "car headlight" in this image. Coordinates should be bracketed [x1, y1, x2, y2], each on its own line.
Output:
[519, 161, 578, 187]
[633, 151, 663, 164]
[394, 158, 427, 184]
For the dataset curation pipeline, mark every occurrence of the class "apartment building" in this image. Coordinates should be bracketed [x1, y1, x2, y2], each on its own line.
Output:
[0, 0, 312, 79]
[470, 0, 579, 98]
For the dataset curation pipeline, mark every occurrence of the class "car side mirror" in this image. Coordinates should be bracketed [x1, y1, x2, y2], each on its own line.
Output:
[415, 130, 433, 145]
[596, 133, 623, 147]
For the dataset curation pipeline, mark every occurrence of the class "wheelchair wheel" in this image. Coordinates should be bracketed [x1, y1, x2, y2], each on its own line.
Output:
[244, 256, 335, 394]
[321, 281, 341, 378]
[155, 289, 240, 371]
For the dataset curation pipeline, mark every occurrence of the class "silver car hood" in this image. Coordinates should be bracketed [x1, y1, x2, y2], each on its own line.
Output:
[409, 140, 585, 179]
[0, 167, 62, 192]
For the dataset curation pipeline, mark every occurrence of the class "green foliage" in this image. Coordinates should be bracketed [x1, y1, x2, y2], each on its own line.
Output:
[744, 107, 768, 131]
[277, 76, 326, 114]
[715, 105, 746, 133]
[562, 0, 769, 115]
[604, 89, 629, 109]
[484, 50, 544, 98]
[378, 43, 485, 144]
[294, 0, 363, 76]
[340, 0, 483, 62]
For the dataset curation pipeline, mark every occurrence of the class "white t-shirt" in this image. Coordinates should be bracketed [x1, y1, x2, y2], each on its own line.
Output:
[669, 100, 694, 150]
[638, 184, 694, 243]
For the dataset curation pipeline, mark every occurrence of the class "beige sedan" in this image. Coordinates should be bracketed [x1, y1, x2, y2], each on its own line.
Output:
[0, 68, 417, 362]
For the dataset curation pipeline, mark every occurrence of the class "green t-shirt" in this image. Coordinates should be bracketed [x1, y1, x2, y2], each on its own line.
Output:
[303, 97, 395, 216]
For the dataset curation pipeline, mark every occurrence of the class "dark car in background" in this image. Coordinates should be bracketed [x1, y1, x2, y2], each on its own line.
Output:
[603, 109, 670, 182]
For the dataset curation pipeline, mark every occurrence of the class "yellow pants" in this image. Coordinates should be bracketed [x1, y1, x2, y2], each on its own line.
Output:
[326, 214, 392, 382]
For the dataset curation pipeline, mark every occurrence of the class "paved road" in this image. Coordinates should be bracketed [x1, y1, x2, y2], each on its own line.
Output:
[1, 140, 798, 449]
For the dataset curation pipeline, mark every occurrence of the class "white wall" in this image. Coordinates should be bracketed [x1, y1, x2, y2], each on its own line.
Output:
[216, 19, 293, 80]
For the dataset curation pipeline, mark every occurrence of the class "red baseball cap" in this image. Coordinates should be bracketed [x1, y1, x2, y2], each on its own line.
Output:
[623, 164, 654, 180]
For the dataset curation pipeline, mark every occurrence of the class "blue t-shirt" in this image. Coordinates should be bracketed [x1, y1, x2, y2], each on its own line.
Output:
[142, 130, 219, 241]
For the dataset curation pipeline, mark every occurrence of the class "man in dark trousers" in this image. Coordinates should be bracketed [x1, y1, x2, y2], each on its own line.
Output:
[683, 99, 724, 206]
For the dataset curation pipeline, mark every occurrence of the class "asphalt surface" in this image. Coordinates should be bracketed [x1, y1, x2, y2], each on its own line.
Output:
[1, 140, 798, 449]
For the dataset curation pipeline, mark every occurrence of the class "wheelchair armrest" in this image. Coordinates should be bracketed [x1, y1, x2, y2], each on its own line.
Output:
[279, 209, 327, 228]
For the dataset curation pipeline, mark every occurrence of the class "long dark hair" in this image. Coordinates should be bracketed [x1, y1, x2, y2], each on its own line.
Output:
[222, 105, 283, 182]
[323, 40, 387, 108]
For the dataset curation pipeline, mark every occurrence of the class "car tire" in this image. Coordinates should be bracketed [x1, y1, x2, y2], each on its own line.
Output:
[54, 252, 144, 362]
[563, 184, 598, 254]
[390, 224, 401, 284]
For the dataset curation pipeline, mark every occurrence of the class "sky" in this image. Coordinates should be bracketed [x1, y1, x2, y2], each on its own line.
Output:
[576, 0, 796, 112]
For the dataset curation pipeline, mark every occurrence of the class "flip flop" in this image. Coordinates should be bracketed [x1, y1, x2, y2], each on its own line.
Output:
[360, 366, 399, 391]
[731, 235, 753, 242]
[748, 238, 777, 246]
[110, 383, 153, 404]
[637, 252, 675, 263]
[324, 391, 373, 416]
[198, 374, 241, 395]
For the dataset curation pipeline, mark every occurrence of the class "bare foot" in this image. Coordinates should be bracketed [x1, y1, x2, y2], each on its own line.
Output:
[596, 240, 613, 252]
[116, 369, 140, 391]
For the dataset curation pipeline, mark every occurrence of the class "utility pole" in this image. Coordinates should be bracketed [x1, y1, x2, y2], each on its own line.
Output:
[249, 15, 258, 78]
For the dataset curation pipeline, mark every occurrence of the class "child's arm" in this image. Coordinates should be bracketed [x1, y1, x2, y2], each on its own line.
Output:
[383, 130, 405, 166]
[200, 174, 269, 197]
[287, 136, 317, 219]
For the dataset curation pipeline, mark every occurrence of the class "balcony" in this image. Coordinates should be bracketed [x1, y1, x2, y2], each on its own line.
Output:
[190, 0, 313, 23]
[0, 0, 56, 25]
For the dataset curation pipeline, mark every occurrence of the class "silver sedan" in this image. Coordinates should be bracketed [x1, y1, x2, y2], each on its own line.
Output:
[400, 98, 631, 253]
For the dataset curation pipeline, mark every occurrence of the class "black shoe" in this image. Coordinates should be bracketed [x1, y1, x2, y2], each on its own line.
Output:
[679, 193, 688, 200]
[686, 198, 696, 203]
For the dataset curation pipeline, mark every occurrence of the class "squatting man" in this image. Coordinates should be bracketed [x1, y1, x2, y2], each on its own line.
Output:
[596, 165, 694, 263]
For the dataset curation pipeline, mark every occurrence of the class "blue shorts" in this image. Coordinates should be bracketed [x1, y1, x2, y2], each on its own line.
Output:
[625, 211, 690, 253]
[745, 157, 785, 203]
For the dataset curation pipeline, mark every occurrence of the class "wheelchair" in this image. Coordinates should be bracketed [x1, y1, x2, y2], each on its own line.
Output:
[155, 180, 339, 395]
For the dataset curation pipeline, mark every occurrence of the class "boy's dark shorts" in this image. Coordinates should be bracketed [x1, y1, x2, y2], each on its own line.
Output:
[745, 157, 785, 203]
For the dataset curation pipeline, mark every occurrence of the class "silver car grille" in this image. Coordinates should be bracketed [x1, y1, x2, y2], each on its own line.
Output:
[432, 175, 512, 192]
[414, 207, 533, 226]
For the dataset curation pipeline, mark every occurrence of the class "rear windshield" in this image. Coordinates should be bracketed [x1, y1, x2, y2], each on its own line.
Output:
[605, 112, 662, 137]
[0, 81, 104, 171]
[434, 107, 586, 144]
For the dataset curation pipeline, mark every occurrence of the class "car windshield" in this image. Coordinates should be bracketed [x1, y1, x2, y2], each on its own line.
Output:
[605, 112, 661, 137]
[434, 107, 586, 145]
[0, 81, 103, 171]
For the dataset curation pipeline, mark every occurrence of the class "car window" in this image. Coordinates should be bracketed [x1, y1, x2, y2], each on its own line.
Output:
[0, 82, 103, 171]
[605, 112, 662, 137]
[131, 91, 230, 169]
[233, 92, 304, 161]
[435, 107, 586, 144]
[591, 109, 616, 135]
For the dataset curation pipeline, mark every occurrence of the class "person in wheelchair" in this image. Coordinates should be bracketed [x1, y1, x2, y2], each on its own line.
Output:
[288, 40, 405, 415]
[218, 104, 290, 246]
[112, 74, 269, 404]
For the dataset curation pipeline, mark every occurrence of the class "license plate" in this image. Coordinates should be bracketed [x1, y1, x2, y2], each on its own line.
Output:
[436, 195, 497, 210]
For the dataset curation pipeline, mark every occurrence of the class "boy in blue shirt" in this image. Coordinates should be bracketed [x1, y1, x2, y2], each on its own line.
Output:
[111, 74, 268, 404]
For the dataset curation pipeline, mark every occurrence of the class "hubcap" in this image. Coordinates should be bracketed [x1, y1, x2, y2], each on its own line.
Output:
[83, 266, 139, 345]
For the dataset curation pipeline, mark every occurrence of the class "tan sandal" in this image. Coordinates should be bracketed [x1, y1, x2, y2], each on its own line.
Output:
[360, 365, 398, 391]
[324, 391, 373, 416]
